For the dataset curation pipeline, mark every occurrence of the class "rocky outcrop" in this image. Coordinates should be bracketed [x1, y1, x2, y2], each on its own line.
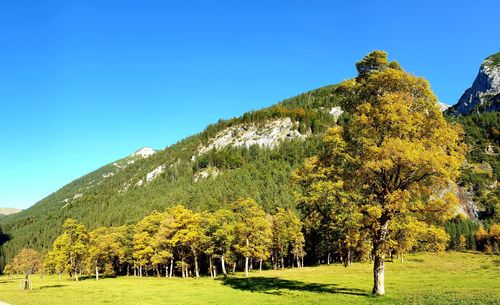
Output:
[449, 52, 500, 115]
[0, 208, 22, 216]
[132, 147, 156, 158]
[193, 166, 221, 182]
[198, 118, 307, 155]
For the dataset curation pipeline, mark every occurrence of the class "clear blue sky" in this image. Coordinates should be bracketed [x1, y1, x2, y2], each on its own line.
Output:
[1, 0, 499, 209]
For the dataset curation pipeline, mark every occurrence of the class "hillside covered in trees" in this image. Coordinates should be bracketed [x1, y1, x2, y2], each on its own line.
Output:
[1, 51, 499, 283]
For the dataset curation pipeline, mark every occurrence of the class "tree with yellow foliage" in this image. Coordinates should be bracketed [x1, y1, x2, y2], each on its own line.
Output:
[294, 51, 465, 295]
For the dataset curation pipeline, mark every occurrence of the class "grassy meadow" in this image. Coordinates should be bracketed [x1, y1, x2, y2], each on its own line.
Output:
[0, 252, 498, 305]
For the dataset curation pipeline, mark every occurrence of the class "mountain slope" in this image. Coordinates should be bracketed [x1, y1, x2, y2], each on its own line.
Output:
[1, 59, 498, 266]
[449, 52, 500, 115]
[0, 84, 343, 264]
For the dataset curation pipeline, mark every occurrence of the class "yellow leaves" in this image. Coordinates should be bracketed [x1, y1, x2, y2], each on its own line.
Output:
[365, 205, 382, 219]
[422, 225, 449, 252]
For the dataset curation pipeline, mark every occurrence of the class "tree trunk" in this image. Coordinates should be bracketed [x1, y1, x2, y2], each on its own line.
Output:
[245, 256, 249, 277]
[169, 259, 174, 278]
[194, 253, 200, 278]
[259, 259, 263, 272]
[372, 254, 385, 296]
[372, 218, 389, 296]
[327, 252, 331, 265]
[209, 256, 213, 277]
[74, 268, 79, 281]
[232, 262, 236, 273]
[95, 266, 99, 280]
[24, 274, 30, 290]
[281, 256, 285, 270]
[221, 255, 227, 277]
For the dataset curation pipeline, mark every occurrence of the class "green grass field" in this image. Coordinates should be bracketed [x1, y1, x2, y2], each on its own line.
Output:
[0, 252, 499, 305]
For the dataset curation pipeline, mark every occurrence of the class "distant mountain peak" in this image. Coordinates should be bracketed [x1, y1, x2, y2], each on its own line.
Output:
[439, 102, 450, 112]
[449, 52, 500, 115]
[131, 147, 156, 158]
[0, 208, 22, 216]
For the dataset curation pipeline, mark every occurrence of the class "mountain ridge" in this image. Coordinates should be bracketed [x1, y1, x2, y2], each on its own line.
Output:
[449, 52, 500, 115]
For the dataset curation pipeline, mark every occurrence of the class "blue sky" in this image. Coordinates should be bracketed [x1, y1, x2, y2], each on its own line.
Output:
[0, 0, 499, 209]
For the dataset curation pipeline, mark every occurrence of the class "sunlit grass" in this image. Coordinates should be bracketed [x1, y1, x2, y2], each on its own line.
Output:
[0, 252, 498, 305]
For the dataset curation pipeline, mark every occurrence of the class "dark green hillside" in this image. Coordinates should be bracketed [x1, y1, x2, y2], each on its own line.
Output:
[0, 84, 342, 266]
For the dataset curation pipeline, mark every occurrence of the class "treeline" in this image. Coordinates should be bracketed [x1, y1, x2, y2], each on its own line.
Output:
[7, 199, 305, 280]
[445, 217, 500, 253]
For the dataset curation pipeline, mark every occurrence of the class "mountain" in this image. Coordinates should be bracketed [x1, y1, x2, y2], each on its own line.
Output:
[0, 208, 21, 216]
[448, 52, 500, 115]
[1, 56, 498, 266]
[0, 84, 341, 263]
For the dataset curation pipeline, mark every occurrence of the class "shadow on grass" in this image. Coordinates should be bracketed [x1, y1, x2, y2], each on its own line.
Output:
[220, 277, 369, 296]
[39, 284, 67, 289]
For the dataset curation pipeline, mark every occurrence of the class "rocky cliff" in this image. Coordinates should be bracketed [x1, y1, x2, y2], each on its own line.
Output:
[449, 52, 500, 115]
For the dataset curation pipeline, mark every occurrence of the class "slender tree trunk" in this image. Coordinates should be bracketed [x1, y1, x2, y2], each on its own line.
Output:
[327, 252, 331, 265]
[24, 274, 29, 290]
[281, 257, 285, 270]
[95, 266, 99, 280]
[194, 253, 200, 278]
[400, 253, 404, 263]
[301, 255, 304, 268]
[232, 262, 236, 273]
[74, 268, 79, 281]
[209, 256, 213, 277]
[259, 259, 263, 272]
[221, 255, 227, 277]
[169, 259, 174, 278]
[181, 259, 185, 278]
[245, 256, 249, 277]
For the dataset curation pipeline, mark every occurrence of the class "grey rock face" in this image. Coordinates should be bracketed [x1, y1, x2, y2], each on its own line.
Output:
[450, 53, 500, 115]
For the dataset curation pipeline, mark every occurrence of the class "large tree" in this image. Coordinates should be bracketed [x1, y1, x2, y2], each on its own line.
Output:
[202, 209, 236, 277]
[11, 248, 41, 290]
[133, 211, 163, 277]
[294, 51, 465, 295]
[167, 205, 204, 278]
[46, 219, 89, 281]
[232, 198, 272, 277]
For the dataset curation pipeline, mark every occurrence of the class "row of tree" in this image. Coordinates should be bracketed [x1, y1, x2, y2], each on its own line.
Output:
[33, 199, 304, 281]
